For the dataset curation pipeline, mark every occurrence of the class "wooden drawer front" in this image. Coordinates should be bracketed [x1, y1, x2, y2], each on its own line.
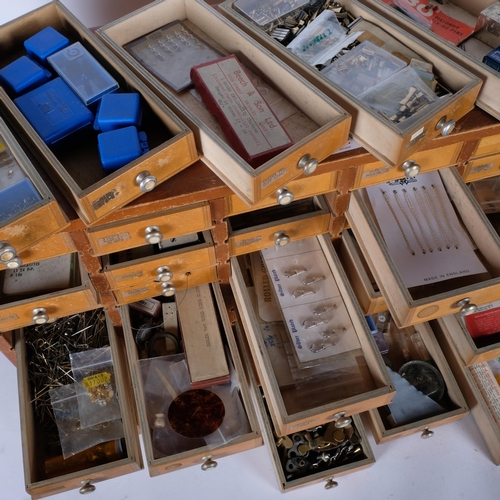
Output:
[435, 317, 500, 465]
[16, 233, 76, 267]
[228, 196, 332, 256]
[339, 231, 387, 315]
[119, 283, 262, 476]
[366, 321, 468, 444]
[230, 234, 394, 436]
[474, 135, 500, 160]
[0, 2, 197, 225]
[225, 170, 339, 217]
[362, 0, 500, 121]
[347, 167, 500, 328]
[113, 265, 218, 305]
[87, 202, 212, 256]
[220, 0, 481, 168]
[463, 153, 500, 183]
[97, 0, 351, 206]
[353, 142, 462, 190]
[16, 311, 143, 498]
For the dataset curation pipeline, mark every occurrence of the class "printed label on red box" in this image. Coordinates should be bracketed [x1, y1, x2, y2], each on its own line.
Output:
[465, 300, 500, 338]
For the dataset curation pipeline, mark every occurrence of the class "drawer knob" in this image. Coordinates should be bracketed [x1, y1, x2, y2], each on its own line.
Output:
[436, 116, 456, 136]
[157, 266, 173, 282]
[201, 455, 218, 471]
[456, 297, 478, 316]
[145, 226, 163, 245]
[135, 171, 157, 192]
[0, 243, 17, 262]
[4, 257, 22, 269]
[324, 477, 339, 489]
[79, 480, 96, 494]
[276, 187, 294, 206]
[32, 308, 49, 325]
[298, 154, 318, 175]
[161, 282, 176, 297]
[421, 427, 434, 439]
[402, 160, 421, 178]
[274, 231, 290, 247]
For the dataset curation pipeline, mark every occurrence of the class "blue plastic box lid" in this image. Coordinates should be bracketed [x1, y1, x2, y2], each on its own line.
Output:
[0, 178, 42, 223]
[484, 46, 500, 73]
[94, 93, 142, 132]
[14, 77, 94, 145]
[0, 56, 52, 95]
[97, 126, 149, 172]
[48, 42, 119, 105]
[24, 27, 70, 63]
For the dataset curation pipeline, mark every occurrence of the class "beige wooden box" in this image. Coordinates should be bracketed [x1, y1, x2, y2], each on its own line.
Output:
[97, 0, 351, 206]
[220, 0, 482, 169]
[346, 167, 500, 327]
[230, 234, 395, 436]
[0, 115, 69, 269]
[0, 1, 198, 225]
[15, 311, 143, 498]
[119, 283, 262, 476]
[363, 0, 500, 120]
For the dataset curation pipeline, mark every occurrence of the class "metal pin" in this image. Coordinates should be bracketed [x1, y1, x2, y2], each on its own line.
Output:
[313, 304, 337, 316]
[291, 286, 316, 299]
[301, 275, 325, 286]
[302, 317, 328, 329]
[283, 267, 307, 278]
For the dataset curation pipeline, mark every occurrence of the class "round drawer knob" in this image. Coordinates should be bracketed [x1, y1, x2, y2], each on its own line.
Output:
[135, 171, 157, 192]
[157, 266, 173, 282]
[276, 187, 294, 206]
[456, 297, 478, 317]
[324, 477, 338, 490]
[161, 282, 176, 297]
[79, 480, 96, 494]
[145, 226, 163, 245]
[421, 427, 434, 439]
[334, 416, 352, 429]
[0, 244, 16, 262]
[402, 160, 421, 178]
[436, 116, 456, 136]
[32, 308, 49, 325]
[5, 257, 22, 269]
[274, 231, 290, 247]
[201, 455, 218, 471]
[298, 154, 319, 175]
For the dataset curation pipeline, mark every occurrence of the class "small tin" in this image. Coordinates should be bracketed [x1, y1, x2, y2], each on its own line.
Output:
[0, 56, 52, 95]
[94, 93, 143, 132]
[24, 27, 70, 64]
[483, 46, 500, 73]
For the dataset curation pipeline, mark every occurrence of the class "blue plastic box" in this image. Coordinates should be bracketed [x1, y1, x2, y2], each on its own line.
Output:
[24, 27, 70, 63]
[0, 178, 42, 223]
[97, 126, 149, 172]
[14, 77, 94, 145]
[94, 93, 142, 132]
[483, 46, 500, 73]
[0, 56, 52, 95]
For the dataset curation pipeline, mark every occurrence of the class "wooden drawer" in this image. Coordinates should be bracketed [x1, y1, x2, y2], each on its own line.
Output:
[353, 141, 462, 189]
[363, 0, 500, 121]
[87, 202, 212, 256]
[474, 134, 500, 159]
[339, 230, 387, 315]
[228, 196, 332, 256]
[15, 310, 143, 498]
[0, 115, 69, 267]
[97, 0, 351, 206]
[230, 234, 394, 436]
[119, 283, 262, 476]
[347, 167, 500, 327]
[366, 321, 468, 443]
[220, 0, 481, 168]
[463, 153, 500, 183]
[0, 253, 99, 332]
[434, 317, 500, 465]
[102, 230, 216, 289]
[0, 2, 198, 225]
[16, 232, 76, 266]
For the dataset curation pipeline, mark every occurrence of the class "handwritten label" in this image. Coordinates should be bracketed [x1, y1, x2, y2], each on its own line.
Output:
[235, 236, 262, 247]
[98, 232, 131, 246]
[91, 189, 120, 211]
[261, 167, 286, 189]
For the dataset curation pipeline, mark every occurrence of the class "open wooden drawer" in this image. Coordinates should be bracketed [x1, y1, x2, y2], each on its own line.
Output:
[97, 0, 351, 206]
[220, 0, 481, 168]
[0, 114, 69, 268]
[464, 153, 500, 183]
[119, 283, 262, 476]
[0, 1, 198, 225]
[434, 316, 500, 465]
[229, 234, 394, 436]
[347, 167, 500, 327]
[365, 320, 468, 443]
[15, 309, 143, 498]
[228, 196, 333, 256]
[0, 252, 99, 332]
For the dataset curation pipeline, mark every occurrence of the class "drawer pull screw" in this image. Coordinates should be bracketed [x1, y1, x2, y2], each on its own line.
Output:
[435, 116, 456, 136]
[4, 257, 22, 269]
[79, 480, 96, 494]
[324, 478, 338, 489]
[161, 282, 176, 297]
[135, 171, 157, 192]
[145, 226, 163, 245]
[157, 266, 174, 282]
[201, 455, 218, 471]
[276, 187, 294, 205]
[274, 231, 290, 247]
[298, 154, 318, 175]
[456, 297, 478, 316]
[421, 427, 434, 439]
[401, 159, 421, 178]
[32, 308, 49, 325]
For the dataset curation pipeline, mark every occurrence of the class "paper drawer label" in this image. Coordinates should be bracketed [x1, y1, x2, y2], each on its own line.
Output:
[98, 232, 131, 246]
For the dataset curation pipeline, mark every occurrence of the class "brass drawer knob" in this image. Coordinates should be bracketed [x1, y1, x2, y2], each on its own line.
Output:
[145, 226, 163, 245]
[324, 477, 338, 489]
[0, 242, 17, 262]
[157, 266, 173, 282]
[421, 427, 434, 439]
[456, 297, 478, 316]
[298, 154, 318, 175]
[79, 480, 96, 494]
[436, 116, 456, 136]
[274, 231, 290, 247]
[276, 187, 294, 206]
[161, 282, 176, 297]
[32, 308, 49, 325]
[201, 455, 218, 471]
[135, 171, 157, 192]
[402, 160, 421, 178]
